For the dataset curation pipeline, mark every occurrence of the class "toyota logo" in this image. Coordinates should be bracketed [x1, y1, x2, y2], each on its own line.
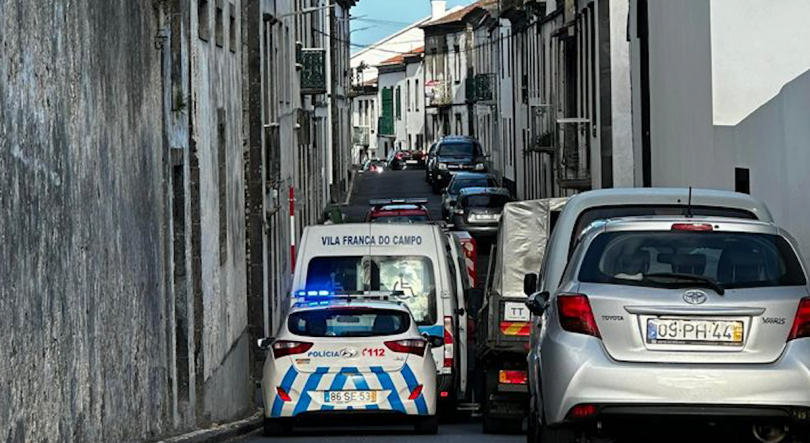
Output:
[683, 290, 708, 305]
[339, 348, 358, 358]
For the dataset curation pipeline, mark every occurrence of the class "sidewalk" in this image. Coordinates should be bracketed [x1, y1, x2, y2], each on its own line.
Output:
[155, 411, 263, 443]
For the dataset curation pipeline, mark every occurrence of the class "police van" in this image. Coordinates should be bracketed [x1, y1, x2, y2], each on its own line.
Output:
[289, 223, 472, 410]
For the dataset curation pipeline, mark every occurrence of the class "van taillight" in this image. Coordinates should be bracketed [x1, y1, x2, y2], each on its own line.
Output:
[272, 340, 313, 359]
[558, 294, 601, 338]
[788, 298, 810, 341]
[444, 316, 454, 368]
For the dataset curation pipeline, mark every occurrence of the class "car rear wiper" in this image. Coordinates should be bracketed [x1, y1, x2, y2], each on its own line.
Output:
[642, 272, 726, 295]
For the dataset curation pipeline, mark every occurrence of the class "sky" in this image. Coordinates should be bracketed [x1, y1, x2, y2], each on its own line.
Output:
[350, 0, 476, 53]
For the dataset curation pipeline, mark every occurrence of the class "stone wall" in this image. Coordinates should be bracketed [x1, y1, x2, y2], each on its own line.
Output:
[0, 1, 173, 441]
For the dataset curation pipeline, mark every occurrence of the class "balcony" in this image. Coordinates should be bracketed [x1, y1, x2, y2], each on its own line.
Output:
[353, 126, 370, 146]
[556, 118, 591, 190]
[527, 103, 554, 153]
[299, 48, 326, 95]
[426, 80, 452, 107]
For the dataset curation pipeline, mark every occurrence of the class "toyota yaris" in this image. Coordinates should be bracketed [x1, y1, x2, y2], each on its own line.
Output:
[526, 217, 810, 442]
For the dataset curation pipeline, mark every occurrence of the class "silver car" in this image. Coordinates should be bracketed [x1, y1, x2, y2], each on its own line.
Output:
[526, 216, 810, 442]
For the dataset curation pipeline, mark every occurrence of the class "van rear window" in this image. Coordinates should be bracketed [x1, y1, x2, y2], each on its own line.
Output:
[289, 308, 411, 337]
[305, 256, 436, 325]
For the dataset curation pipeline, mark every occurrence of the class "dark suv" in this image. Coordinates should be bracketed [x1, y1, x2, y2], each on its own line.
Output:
[427, 136, 488, 193]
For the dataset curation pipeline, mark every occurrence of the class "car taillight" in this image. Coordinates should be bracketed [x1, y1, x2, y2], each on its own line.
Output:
[498, 370, 527, 385]
[568, 404, 597, 419]
[444, 316, 454, 368]
[558, 294, 601, 338]
[384, 339, 427, 356]
[272, 340, 313, 359]
[788, 298, 810, 341]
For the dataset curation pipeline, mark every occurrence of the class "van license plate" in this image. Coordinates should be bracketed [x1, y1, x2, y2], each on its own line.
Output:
[323, 391, 377, 405]
[647, 318, 744, 346]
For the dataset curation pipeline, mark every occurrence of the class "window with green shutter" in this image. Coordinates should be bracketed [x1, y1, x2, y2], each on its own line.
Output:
[396, 86, 402, 120]
[378, 87, 394, 136]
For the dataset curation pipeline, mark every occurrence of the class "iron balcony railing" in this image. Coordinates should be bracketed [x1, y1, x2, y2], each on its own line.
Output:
[556, 118, 592, 190]
[299, 48, 326, 94]
[353, 126, 370, 146]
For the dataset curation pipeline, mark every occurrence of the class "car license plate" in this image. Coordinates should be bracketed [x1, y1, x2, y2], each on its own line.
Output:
[474, 214, 499, 221]
[646, 318, 744, 346]
[323, 391, 377, 405]
[406, 160, 418, 164]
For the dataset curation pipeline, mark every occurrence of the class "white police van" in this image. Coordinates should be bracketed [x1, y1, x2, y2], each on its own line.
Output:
[288, 224, 471, 411]
[259, 294, 440, 435]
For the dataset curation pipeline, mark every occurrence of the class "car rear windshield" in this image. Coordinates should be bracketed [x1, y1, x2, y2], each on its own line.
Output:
[450, 178, 498, 193]
[288, 308, 410, 337]
[305, 256, 436, 324]
[438, 141, 482, 157]
[462, 194, 511, 208]
[371, 215, 430, 223]
[571, 205, 757, 254]
[578, 231, 806, 290]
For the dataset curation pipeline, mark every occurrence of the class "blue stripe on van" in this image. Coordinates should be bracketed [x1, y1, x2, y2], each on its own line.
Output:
[418, 325, 444, 337]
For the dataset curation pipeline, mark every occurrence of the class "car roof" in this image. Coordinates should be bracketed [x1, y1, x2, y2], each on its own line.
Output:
[450, 172, 496, 181]
[440, 135, 476, 141]
[372, 204, 425, 211]
[290, 299, 413, 314]
[458, 187, 511, 197]
[564, 188, 774, 222]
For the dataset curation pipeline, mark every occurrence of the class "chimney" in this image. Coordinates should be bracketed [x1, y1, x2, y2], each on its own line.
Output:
[431, 0, 447, 20]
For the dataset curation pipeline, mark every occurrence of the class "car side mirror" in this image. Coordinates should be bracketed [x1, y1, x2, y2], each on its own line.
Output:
[257, 337, 274, 350]
[422, 334, 445, 348]
[523, 273, 538, 296]
[525, 292, 550, 315]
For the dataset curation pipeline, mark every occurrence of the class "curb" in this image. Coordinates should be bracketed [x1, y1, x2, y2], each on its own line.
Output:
[156, 411, 263, 443]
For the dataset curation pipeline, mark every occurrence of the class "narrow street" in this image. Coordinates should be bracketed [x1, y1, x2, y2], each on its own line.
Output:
[236, 422, 520, 443]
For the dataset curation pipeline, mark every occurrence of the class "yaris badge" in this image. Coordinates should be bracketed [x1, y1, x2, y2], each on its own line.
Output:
[683, 290, 708, 305]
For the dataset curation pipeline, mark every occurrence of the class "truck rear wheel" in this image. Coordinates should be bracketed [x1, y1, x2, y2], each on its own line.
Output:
[481, 368, 522, 434]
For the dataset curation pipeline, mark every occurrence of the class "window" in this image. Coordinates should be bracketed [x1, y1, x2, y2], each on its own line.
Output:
[415, 79, 420, 111]
[454, 45, 460, 81]
[570, 205, 758, 257]
[304, 256, 437, 324]
[217, 108, 228, 264]
[396, 86, 402, 120]
[215, 0, 224, 48]
[579, 231, 806, 289]
[736, 167, 751, 194]
[198, 0, 210, 41]
[228, 3, 237, 53]
[406, 80, 411, 112]
[437, 141, 483, 158]
[461, 194, 512, 209]
[288, 308, 411, 338]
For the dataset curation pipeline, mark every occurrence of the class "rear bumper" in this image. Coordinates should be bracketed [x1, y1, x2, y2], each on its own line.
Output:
[540, 336, 810, 425]
[451, 219, 498, 236]
[263, 363, 437, 418]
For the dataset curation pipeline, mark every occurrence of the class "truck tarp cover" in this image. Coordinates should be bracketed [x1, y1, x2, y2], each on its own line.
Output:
[490, 198, 568, 298]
